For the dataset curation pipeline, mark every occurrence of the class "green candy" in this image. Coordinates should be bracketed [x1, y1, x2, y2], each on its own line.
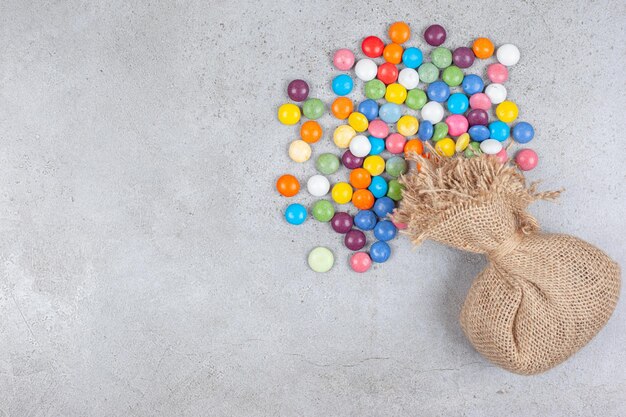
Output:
[316, 153, 340, 175]
[464, 141, 483, 158]
[431, 47, 452, 69]
[308, 247, 334, 273]
[302, 98, 324, 120]
[418, 62, 439, 84]
[385, 156, 407, 178]
[387, 179, 405, 201]
[364, 79, 386, 100]
[442, 65, 464, 87]
[432, 122, 449, 142]
[312, 200, 334, 222]
[405, 89, 427, 110]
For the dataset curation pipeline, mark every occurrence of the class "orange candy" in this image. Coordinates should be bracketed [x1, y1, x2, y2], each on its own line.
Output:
[331, 97, 354, 119]
[472, 37, 495, 59]
[349, 168, 372, 189]
[276, 174, 300, 197]
[300, 121, 322, 143]
[383, 43, 403, 64]
[388, 22, 410, 44]
[404, 139, 424, 158]
[352, 189, 375, 210]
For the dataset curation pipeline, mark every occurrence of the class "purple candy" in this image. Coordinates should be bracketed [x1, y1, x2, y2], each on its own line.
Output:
[424, 24, 446, 46]
[287, 79, 309, 102]
[452, 47, 475, 69]
[344, 229, 366, 251]
[331, 212, 353, 234]
[466, 109, 489, 126]
[342, 150, 364, 169]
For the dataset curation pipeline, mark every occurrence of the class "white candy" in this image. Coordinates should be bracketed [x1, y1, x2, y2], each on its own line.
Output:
[307, 175, 330, 197]
[398, 68, 419, 90]
[420, 101, 444, 124]
[485, 83, 507, 104]
[355, 59, 378, 82]
[480, 139, 503, 155]
[496, 44, 520, 66]
[349, 134, 371, 157]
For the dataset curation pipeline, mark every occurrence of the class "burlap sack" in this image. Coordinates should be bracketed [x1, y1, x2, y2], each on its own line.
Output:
[395, 154, 621, 375]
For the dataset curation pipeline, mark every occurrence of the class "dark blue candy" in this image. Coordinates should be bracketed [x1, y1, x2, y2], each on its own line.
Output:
[512, 122, 535, 144]
[461, 74, 484, 95]
[370, 241, 391, 263]
[354, 210, 377, 231]
[373, 197, 395, 218]
[468, 125, 490, 142]
[374, 220, 397, 241]
[426, 81, 450, 102]
[358, 99, 379, 121]
[417, 120, 434, 141]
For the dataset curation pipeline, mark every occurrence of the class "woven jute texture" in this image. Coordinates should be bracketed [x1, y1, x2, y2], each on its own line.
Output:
[395, 153, 621, 375]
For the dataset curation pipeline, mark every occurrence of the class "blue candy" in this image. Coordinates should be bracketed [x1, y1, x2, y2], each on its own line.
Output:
[512, 122, 535, 144]
[426, 81, 450, 102]
[374, 220, 397, 241]
[358, 99, 379, 121]
[373, 197, 395, 218]
[370, 241, 391, 263]
[379, 103, 402, 123]
[461, 74, 484, 95]
[447, 93, 469, 114]
[468, 125, 490, 142]
[284, 203, 307, 225]
[331, 74, 353, 96]
[418, 120, 434, 141]
[402, 47, 423, 69]
[489, 121, 511, 141]
[368, 176, 388, 198]
[354, 210, 377, 231]
[368, 136, 385, 155]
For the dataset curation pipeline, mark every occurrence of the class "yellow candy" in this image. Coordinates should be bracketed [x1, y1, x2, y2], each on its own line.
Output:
[277, 103, 301, 125]
[333, 125, 356, 148]
[288, 140, 311, 162]
[348, 112, 369, 132]
[396, 115, 419, 136]
[384, 83, 407, 104]
[435, 138, 455, 157]
[496, 100, 519, 123]
[455, 133, 470, 152]
[331, 182, 353, 204]
[363, 155, 385, 176]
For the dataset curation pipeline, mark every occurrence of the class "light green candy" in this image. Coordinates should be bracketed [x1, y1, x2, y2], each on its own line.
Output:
[418, 62, 439, 84]
[364, 79, 386, 100]
[431, 47, 452, 69]
[464, 141, 483, 158]
[442, 65, 464, 87]
[432, 122, 449, 142]
[405, 89, 427, 110]
[316, 153, 340, 175]
[302, 98, 324, 120]
[312, 200, 334, 222]
[387, 179, 405, 201]
[385, 156, 407, 178]
[308, 247, 334, 273]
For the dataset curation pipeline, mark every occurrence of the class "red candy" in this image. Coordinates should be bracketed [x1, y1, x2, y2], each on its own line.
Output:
[377, 62, 398, 84]
[362, 36, 384, 58]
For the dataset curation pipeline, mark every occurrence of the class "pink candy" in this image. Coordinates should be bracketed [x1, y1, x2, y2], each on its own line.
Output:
[495, 148, 508, 164]
[445, 115, 469, 136]
[385, 133, 406, 154]
[350, 252, 372, 273]
[469, 93, 491, 110]
[487, 63, 509, 83]
[368, 119, 389, 138]
[515, 149, 538, 171]
[333, 49, 355, 71]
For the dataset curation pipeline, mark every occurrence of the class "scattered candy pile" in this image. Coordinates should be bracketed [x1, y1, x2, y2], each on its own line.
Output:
[275, 22, 539, 273]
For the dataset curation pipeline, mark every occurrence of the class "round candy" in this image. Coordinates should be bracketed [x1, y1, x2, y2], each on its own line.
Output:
[468, 125, 490, 142]
[397, 69, 419, 91]
[349, 134, 371, 157]
[358, 99, 379, 121]
[288, 140, 311, 163]
[352, 189, 375, 210]
[302, 98, 324, 119]
[287, 79, 309, 102]
[277, 103, 301, 125]
[333, 49, 355, 71]
[331, 212, 353, 233]
[348, 112, 369, 132]
[452, 47, 475, 68]
[446, 93, 469, 114]
[332, 74, 354, 96]
[497, 44, 521, 66]
[331, 182, 353, 204]
[391, 211, 407, 230]
[362, 36, 384, 58]
[435, 137, 455, 157]
[355, 59, 378, 81]
[495, 148, 508, 164]
[354, 210, 377, 230]
[386, 156, 407, 178]
[479, 138, 503, 155]
[404, 139, 424, 156]
[515, 149, 538, 171]
[350, 252, 372, 273]
[464, 141, 482, 158]
[421, 101, 444, 124]
[405, 89, 427, 110]
[364, 79, 386, 99]
[446, 114, 469, 136]
[402, 47, 423, 68]
[331, 97, 353, 119]
[276, 174, 300, 197]
[373, 197, 395, 218]
[432, 122, 449, 142]
[455, 133, 470, 152]
[396, 115, 419, 136]
[386, 133, 407, 154]
[368, 176, 388, 198]
[300, 120, 322, 143]
[342, 150, 364, 169]
[489, 121, 510, 141]
[512, 122, 535, 144]
[333, 125, 356, 148]
[427, 81, 450, 102]
[316, 153, 340, 175]
[442, 65, 464, 86]
[383, 43, 404, 64]
[431, 47, 452, 69]
[285, 203, 307, 225]
[307, 175, 330, 197]
[345, 229, 367, 251]
[387, 179, 404, 201]
[374, 220, 397, 241]
[385, 83, 407, 104]
[487, 63, 509, 83]
[417, 62, 439, 83]
[424, 24, 446, 46]
[312, 200, 334, 222]
[368, 119, 388, 138]
[379, 103, 402, 123]
[472, 37, 494, 59]
[469, 93, 491, 110]
[377, 62, 399, 84]
[417, 122, 433, 141]
[363, 155, 385, 176]
[308, 247, 334, 273]
[368, 137, 385, 155]
[389, 21, 411, 43]
[462, 74, 484, 95]
[496, 101, 519, 123]
[485, 83, 507, 104]
[466, 109, 489, 126]
[370, 241, 391, 263]
[349, 168, 372, 189]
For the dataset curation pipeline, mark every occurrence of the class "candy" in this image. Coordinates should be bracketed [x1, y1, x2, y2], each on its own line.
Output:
[312, 199, 335, 222]
[354, 210, 378, 230]
[402, 47, 423, 68]
[385, 83, 407, 104]
[308, 247, 334, 273]
[331, 182, 353, 204]
[480, 138, 503, 155]
[352, 189, 375, 210]
[446, 114, 469, 136]
[385, 156, 407, 177]
[417, 122, 433, 141]
[368, 137, 385, 155]
[455, 133, 471, 152]
[464, 141, 482, 158]
[427, 80, 450, 102]
[358, 99, 379, 121]
[349, 168, 372, 189]
[355, 58, 378, 81]
[307, 175, 330, 197]
[424, 24, 446, 46]
[396, 115, 419, 136]
[368, 175, 388, 198]
[316, 153, 340, 175]
[485, 83, 507, 104]
[462, 74, 484, 95]
[348, 112, 369, 132]
[386, 132, 407, 154]
[432, 122, 449, 141]
[287, 79, 309, 102]
[495, 148, 508, 164]
[288, 140, 311, 162]
[495, 100, 519, 123]
[374, 220, 397, 241]
[363, 155, 385, 176]
[487, 63, 509, 83]
[350, 252, 372, 272]
[362, 36, 384, 58]
[421, 101, 444, 124]
[446, 93, 469, 114]
[389, 21, 411, 43]
[370, 241, 391, 263]
[332, 74, 354, 96]
[398, 68, 420, 90]
[364, 79, 386, 99]
[489, 121, 511, 141]
[285, 203, 307, 225]
[472, 37, 494, 59]
[405, 89, 427, 110]
[276, 174, 300, 197]
[497, 43, 520, 66]
[333, 125, 356, 148]
[404, 139, 424, 156]
[469, 93, 491, 110]
[277, 103, 301, 125]
[469, 125, 490, 141]
[368, 119, 388, 138]
[377, 62, 399, 84]
[387, 179, 404, 201]
[442, 65, 464, 86]
[383, 43, 403, 64]
[349, 134, 372, 157]
[331, 212, 353, 233]
[331, 97, 353, 119]
[300, 120, 322, 143]
[515, 149, 538, 171]
[342, 150, 364, 169]
[435, 137, 455, 157]
[466, 109, 489, 126]
[452, 47, 475, 68]
[333, 49, 355, 71]
[302, 98, 324, 119]
[512, 122, 535, 144]
[345, 229, 367, 250]
[379, 102, 402, 123]
[418, 62, 439, 83]
[373, 196, 395, 218]
[431, 47, 452, 69]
